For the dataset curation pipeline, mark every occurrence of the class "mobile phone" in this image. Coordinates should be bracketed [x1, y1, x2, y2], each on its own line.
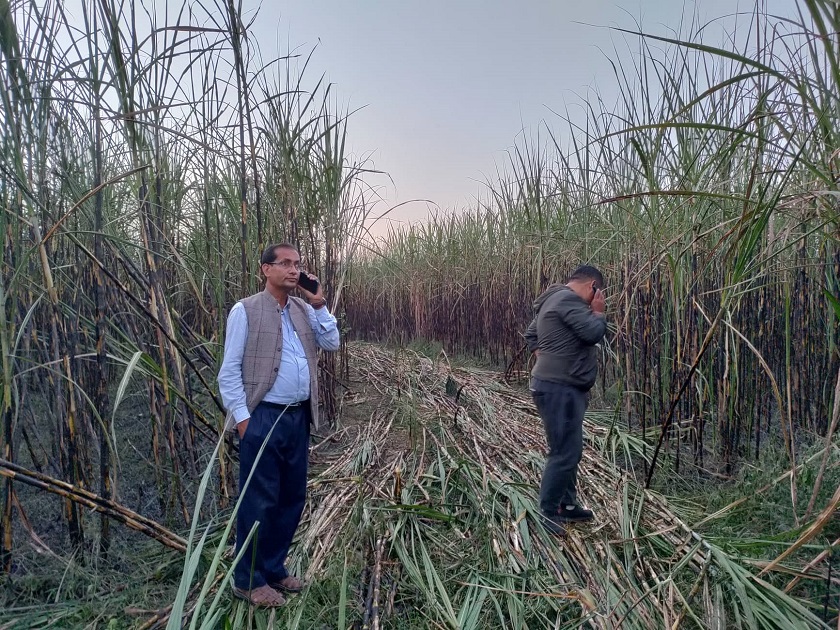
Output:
[298, 271, 320, 294]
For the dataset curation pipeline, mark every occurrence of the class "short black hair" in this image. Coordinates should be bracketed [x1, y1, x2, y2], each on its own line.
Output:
[260, 243, 297, 266]
[568, 265, 604, 288]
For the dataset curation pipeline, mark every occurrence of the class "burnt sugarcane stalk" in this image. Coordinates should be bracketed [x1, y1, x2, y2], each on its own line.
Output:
[138, 177, 190, 525]
[0, 458, 186, 552]
[92, 105, 112, 558]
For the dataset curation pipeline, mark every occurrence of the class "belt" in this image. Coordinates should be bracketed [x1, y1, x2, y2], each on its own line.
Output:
[260, 400, 307, 411]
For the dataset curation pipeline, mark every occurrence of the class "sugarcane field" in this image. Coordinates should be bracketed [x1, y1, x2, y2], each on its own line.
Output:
[3, 0, 840, 628]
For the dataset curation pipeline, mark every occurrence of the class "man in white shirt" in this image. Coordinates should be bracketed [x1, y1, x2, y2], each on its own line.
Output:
[218, 243, 340, 607]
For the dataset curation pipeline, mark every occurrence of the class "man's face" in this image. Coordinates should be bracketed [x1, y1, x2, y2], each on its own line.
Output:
[262, 247, 301, 290]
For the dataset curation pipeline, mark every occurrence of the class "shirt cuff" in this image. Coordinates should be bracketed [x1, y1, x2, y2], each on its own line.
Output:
[233, 406, 250, 423]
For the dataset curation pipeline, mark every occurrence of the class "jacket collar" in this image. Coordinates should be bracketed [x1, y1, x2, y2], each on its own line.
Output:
[260, 287, 290, 309]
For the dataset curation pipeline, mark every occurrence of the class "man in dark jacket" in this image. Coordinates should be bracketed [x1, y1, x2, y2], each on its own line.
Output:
[524, 265, 606, 533]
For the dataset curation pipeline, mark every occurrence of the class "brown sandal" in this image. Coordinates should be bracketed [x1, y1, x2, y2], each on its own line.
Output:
[232, 584, 286, 607]
[270, 575, 304, 593]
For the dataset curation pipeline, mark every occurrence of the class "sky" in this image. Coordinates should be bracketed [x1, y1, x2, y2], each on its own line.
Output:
[241, 0, 799, 230]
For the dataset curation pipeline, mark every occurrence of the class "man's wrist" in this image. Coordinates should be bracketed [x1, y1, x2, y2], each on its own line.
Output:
[310, 298, 327, 309]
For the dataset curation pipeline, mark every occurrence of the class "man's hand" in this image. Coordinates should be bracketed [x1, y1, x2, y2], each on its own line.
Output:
[237, 418, 250, 439]
[591, 289, 605, 315]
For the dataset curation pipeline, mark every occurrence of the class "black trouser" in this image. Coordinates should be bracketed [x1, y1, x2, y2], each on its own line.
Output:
[234, 401, 310, 590]
[531, 378, 587, 515]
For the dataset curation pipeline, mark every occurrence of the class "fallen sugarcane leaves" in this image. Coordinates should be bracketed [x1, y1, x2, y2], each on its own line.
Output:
[7, 343, 827, 628]
[228, 343, 827, 629]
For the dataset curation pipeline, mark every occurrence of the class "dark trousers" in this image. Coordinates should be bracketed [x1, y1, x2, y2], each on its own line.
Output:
[234, 401, 310, 590]
[531, 379, 587, 515]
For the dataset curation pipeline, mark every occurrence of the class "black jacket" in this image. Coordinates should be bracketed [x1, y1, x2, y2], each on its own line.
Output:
[523, 284, 606, 391]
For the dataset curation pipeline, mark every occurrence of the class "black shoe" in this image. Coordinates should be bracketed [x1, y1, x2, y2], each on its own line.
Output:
[539, 512, 567, 537]
[557, 504, 594, 522]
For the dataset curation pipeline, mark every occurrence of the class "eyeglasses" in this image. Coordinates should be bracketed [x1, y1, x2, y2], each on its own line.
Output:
[265, 260, 301, 270]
